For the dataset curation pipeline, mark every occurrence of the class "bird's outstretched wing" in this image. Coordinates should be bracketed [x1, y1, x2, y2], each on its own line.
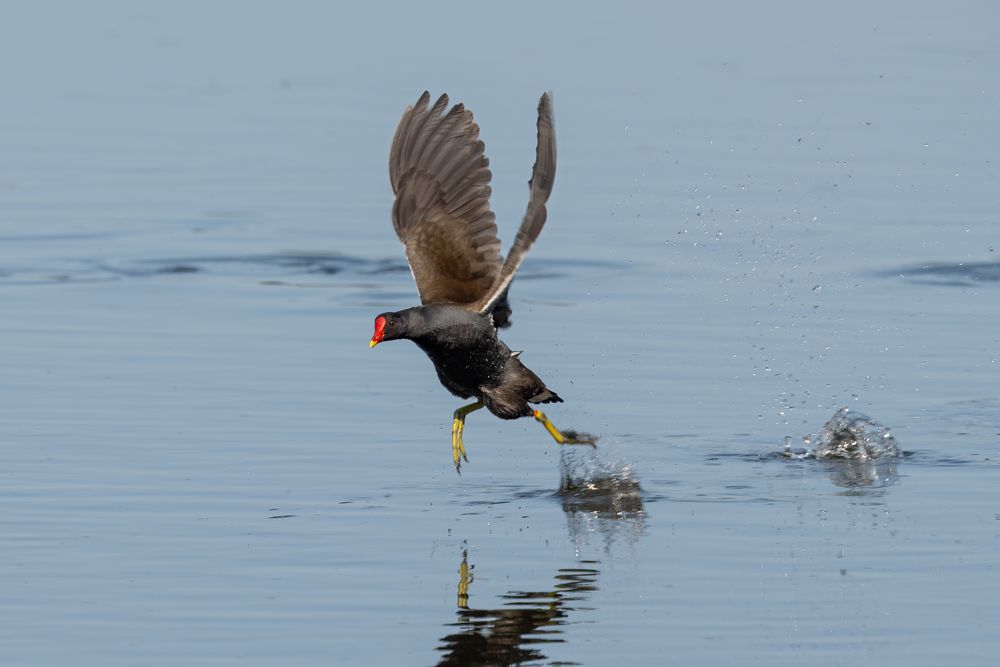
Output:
[389, 92, 503, 307]
[476, 92, 556, 317]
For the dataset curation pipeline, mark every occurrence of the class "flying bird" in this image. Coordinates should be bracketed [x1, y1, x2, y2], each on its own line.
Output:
[370, 91, 594, 472]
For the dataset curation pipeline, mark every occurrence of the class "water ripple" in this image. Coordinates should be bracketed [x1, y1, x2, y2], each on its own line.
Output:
[879, 260, 1000, 286]
[1, 252, 630, 287]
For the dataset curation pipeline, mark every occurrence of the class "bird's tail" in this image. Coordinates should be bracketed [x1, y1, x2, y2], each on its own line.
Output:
[528, 388, 563, 404]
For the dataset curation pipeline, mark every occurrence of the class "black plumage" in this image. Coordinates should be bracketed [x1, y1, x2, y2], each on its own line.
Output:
[371, 92, 593, 471]
[373, 306, 562, 418]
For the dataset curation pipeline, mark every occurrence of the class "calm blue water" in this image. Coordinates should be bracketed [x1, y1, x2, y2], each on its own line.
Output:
[2, 2, 998, 665]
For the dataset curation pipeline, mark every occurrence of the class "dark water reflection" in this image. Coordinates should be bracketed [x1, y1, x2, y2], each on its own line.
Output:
[437, 453, 645, 665]
[880, 260, 1000, 286]
[0, 251, 629, 286]
[0, 252, 407, 285]
[436, 551, 599, 667]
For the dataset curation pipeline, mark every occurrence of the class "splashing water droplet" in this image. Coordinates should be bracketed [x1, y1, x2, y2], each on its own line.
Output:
[808, 407, 899, 460]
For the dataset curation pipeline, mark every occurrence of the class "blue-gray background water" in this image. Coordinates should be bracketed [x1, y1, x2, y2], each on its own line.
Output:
[2, 2, 997, 665]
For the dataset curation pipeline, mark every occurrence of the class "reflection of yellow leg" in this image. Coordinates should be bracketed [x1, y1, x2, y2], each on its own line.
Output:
[452, 401, 484, 472]
[457, 549, 472, 609]
[533, 410, 597, 446]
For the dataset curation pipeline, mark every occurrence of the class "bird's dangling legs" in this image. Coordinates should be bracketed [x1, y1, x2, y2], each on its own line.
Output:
[452, 400, 484, 472]
[533, 410, 597, 447]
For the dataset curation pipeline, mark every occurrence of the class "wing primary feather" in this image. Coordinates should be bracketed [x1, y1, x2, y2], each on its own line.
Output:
[389, 91, 436, 193]
[405, 94, 452, 185]
[388, 92, 504, 307]
[388, 91, 429, 192]
[477, 92, 557, 315]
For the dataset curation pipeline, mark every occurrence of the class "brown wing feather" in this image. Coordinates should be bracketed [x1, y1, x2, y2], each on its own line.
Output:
[389, 92, 502, 307]
[477, 92, 557, 315]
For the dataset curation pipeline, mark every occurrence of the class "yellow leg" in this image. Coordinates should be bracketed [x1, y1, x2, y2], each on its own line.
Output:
[533, 410, 597, 446]
[452, 400, 484, 473]
[457, 549, 472, 609]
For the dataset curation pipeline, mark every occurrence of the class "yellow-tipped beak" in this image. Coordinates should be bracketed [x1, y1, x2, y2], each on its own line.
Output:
[370, 315, 386, 348]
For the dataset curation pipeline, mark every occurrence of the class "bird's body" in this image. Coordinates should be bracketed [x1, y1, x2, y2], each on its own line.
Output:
[370, 91, 593, 471]
[382, 305, 563, 419]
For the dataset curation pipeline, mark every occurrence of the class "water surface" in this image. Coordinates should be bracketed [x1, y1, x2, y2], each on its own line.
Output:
[2, 2, 998, 665]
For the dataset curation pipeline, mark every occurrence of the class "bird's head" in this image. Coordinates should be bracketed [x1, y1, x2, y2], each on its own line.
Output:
[369, 311, 403, 348]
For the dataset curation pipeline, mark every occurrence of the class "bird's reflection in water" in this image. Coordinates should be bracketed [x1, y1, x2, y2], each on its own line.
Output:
[436, 550, 600, 667]
[437, 449, 645, 665]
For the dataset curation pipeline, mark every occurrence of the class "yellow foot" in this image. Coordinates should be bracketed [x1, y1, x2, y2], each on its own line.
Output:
[451, 416, 469, 472]
[533, 410, 598, 446]
[451, 401, 484, 473]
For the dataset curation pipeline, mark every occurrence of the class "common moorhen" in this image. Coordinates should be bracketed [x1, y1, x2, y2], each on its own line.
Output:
[370, 91, 594, 471]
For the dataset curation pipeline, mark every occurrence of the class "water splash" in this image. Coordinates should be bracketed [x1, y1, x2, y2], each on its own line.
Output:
[557, 448, 645, 549]
[806, 406, 898, 461]
[558, 448, 643, 514]
[784, 407, 900, 489]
